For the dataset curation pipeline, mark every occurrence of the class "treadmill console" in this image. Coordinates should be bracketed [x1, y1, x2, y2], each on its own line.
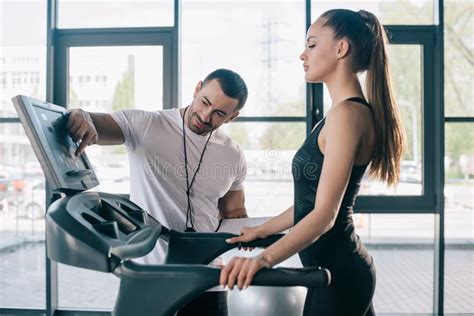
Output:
[12, 95, 99, 192]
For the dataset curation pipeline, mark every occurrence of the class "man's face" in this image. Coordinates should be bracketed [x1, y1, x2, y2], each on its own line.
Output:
[186, 79, 240, 135]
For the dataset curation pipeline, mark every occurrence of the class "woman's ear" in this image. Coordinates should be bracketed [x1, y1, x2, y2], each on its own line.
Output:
[336, 39, 350, 59]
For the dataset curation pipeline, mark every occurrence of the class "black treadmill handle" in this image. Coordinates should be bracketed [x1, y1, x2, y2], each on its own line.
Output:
[110, 227, 161, 260]
[252, 266, 331, 288]
[239, 234, 285, 248]
[119, 261, 331, 289]
[165, 231, 286, 264]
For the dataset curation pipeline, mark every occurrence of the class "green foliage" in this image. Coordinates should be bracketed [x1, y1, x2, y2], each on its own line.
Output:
[68, 89, 79, 108]
[260, 121, 306, 150]
[260, 100, 306, 150]
[442, 2, 473, 173]
[445, 123, 474, 159]
[380, 0, 433, 25]
[443, 1, 473, 116]
[112, 70, 134, 111]
[226, 124, 250, 148]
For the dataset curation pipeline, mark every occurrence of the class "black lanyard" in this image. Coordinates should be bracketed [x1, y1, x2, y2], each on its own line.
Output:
[182, 107, 212, 232]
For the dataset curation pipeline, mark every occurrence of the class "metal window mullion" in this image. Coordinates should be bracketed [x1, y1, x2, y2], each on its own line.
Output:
[173, 0, 181, 108]
[46, 1, 58, 316]
[0, 118, 20, 123]
[434, 0, 446, 313]
[421, 29, 437, 211]
[55, 31, 174, 47]
[0, 308, 46, 315]
[163, 35, 175, 109]
[56, 27, 175, 35]
[444, 117, 474, 123]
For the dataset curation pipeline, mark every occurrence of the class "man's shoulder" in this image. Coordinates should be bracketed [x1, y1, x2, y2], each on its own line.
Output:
[213, 129, 244, 156]
[134, 108, 179, 123]
[157, 108, 179, 117]
[114, 108, 164, 119]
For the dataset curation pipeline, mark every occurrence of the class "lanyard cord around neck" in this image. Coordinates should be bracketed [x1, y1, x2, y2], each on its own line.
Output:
[182, 106, 213, 232]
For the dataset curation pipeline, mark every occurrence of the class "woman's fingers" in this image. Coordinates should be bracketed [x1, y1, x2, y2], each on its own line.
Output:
[226, 258, 242, 289]
[225, 235, 244, 244]
[243, 261, 260, 289]
[219, 258, 235, 287]
[220, 257, 266, 291]
[226, 226, 259, 245]
[236, 259, 251, 290]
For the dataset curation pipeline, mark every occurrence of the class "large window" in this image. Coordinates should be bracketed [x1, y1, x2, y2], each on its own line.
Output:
[181, 0, 306, 118]
[0, 0, 47, 310]
[311, 0, 435, 24]
[55, 43, 169, 309]
[66, 46, 164, 191]
[57, 0, 174, 28]
[444, 1, 474, 313]
[182, 0, 308, 218]
[53, 32, 174, 309]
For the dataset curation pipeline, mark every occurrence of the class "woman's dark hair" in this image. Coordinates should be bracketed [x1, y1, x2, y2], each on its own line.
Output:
[202, 68, 248, 111]
[321, 9, 405, 186]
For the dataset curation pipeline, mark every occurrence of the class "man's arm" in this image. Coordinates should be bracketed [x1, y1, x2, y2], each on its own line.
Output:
[67, 109, 124, 156]
[218, 190, 248, 219]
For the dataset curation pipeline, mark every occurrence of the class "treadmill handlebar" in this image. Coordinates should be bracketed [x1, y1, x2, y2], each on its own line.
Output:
[253, 266, 331, 288]
[114, 262, 331, 316]
[164, 231, 285, 264]
[241, 233, 284, 248]
[119, 261, 331, 289]
[110, 227, 162, 260]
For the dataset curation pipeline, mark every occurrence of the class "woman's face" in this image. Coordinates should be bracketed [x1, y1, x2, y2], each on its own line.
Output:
[300, 18, 339, 83]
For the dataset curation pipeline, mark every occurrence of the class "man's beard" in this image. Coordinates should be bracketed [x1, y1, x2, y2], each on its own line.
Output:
[187, 110, 213, 135]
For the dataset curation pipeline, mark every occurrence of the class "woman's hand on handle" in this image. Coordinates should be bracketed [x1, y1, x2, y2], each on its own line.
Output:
[219, 255, 271, 290]
[225, 226, 265, 250]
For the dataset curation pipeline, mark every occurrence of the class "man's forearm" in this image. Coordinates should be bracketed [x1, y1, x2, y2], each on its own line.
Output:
[89, 112, 124, 145]
[221, 207, 248, 219]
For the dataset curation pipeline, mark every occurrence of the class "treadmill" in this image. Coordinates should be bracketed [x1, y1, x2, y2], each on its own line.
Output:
[12, 95, 331, 316]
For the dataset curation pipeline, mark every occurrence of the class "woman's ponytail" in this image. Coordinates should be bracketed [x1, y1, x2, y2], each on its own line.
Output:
[359, 10, 405, 186]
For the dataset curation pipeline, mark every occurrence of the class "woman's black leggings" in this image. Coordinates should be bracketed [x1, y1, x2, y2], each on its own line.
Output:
[303, 257, 376, 316]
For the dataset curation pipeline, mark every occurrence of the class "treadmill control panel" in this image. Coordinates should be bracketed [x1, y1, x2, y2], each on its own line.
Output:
[12, 95, 99, 192]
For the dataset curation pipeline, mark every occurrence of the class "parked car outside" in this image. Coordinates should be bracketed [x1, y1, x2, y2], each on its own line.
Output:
[17, 178, 46, 219]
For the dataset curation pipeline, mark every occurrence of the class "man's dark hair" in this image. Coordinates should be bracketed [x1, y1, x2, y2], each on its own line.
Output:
[202, 69, 248, 111]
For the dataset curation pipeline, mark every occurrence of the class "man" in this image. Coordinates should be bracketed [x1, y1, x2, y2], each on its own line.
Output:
[67, 69, 249, 316]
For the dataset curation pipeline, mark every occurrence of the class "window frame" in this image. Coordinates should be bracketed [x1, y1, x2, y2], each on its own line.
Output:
[347, 26, 440, 214]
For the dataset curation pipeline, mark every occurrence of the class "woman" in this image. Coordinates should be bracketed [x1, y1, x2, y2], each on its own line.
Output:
[219, 9, 405, 316]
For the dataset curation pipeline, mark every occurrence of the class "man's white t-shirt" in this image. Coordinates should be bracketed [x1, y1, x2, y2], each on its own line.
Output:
[110, 108, 246, 264]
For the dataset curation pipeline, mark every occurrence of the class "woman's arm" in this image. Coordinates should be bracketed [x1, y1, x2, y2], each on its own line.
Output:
[225, 205, 294, 245]
[220, 102, 366, 289]
[258, 205, 294, 237]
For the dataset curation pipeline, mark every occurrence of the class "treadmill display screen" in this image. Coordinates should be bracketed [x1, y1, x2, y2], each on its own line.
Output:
[12, 95, 99, 192]
[34, 105, 87, 173]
